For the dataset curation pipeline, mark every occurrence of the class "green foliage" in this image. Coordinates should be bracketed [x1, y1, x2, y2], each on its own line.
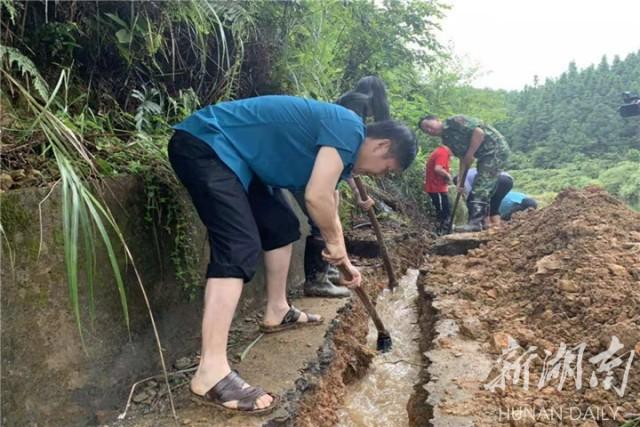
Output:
[0, 45, 49, 100]
[499, 51, 640, 209]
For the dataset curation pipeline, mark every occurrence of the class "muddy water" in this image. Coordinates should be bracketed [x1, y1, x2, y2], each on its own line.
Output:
[337, 269, 421, 427]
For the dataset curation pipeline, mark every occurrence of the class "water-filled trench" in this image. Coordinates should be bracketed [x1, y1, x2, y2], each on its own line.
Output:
[337, 269, 422, 427]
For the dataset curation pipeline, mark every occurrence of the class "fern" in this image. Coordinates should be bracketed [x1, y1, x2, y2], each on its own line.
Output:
[0, 45, 49, 100]
[0, 0, 16, 24]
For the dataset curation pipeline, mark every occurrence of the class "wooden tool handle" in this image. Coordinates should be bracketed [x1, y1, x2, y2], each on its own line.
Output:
[337, 263, 388, 334]
[353, 176, 370, 199]
[352, 176, 398, 289]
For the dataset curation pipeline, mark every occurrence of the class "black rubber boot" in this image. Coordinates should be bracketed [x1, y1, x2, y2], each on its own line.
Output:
[303, 236, 350, 298]
[457, 201, 488, 233]
[437, 217, 451, 236]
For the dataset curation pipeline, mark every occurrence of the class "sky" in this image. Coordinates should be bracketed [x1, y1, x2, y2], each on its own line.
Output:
[439, 0, 640, 91]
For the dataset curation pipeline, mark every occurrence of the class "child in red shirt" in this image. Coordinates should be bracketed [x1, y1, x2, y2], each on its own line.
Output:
[425, 145, 453, 234]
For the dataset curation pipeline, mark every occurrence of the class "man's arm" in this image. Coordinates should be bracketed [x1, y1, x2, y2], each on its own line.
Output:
[456, 128, 484, 188]
[305, 147, 343, 244]
[462, 128, 484, 167]
[305, 147, 361, 287]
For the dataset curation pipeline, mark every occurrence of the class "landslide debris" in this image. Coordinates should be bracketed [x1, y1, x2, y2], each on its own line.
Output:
[427, 187, 640, 424]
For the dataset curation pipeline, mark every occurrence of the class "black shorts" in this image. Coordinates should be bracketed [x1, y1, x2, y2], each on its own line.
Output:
[168, 130, 301, 282]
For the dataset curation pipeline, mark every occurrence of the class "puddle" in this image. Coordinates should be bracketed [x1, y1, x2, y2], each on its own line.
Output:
[337, 269, 421, 427]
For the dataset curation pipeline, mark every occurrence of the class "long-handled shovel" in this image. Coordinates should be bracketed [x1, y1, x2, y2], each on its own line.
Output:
[337, 263, 392, 352]
[353, 176, 398, 290]
[447, 168, 469, 234]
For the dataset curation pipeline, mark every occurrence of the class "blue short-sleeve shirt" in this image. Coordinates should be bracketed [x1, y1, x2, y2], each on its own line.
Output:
[173, 95, 365, 191]
[499, 191, 527, 217]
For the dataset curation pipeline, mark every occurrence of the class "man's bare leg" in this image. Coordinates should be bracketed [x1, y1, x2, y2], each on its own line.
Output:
[190, 277, 273, 409]
[262, 244, 318, 325]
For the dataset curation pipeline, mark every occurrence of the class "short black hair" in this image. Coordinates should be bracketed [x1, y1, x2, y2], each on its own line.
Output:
[417, 114, 439, 129]
[366, 120, 417, 170]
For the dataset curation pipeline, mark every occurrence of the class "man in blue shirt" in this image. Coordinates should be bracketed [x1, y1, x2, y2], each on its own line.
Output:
[168, 95, 416, 414]
[499, 191, 538, 220]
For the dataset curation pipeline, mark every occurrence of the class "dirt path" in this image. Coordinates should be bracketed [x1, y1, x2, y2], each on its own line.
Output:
[111, 297, 346, 426]
[109, 224, 430, 427]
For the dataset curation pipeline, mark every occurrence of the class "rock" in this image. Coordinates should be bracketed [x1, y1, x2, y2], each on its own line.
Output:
[534, 255, 563, 274]
[558, 279, 579, 293]
[540, 309, 553, 321]
[607, 264, 628, 277]
[459, 317, 484, 339]
[491, 332, 515, 352]
[460, 287, 477, 301]
[435, 337, 453, 349]
[432, 233, 491, 256]
[541, 386, 555, 395]
[0, 173, 13, 190]
[174, 356, 192, 370]
[486, 289, 498, 299]
[132, 391, 149, 403]
[514, 328, 536, 347]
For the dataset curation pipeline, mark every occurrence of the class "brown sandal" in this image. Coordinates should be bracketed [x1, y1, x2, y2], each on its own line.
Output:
[259, 305, 323, 333]
[190, 370, 280, 415]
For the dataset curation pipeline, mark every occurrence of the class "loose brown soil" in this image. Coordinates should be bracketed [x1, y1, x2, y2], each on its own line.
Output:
[423, 187, 640, 426]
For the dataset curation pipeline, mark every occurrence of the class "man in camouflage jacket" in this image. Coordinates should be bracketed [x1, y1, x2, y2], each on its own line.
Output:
[418, 114, 510, 232]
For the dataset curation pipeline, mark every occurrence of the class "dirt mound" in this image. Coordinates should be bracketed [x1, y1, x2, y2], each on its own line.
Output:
[428, 187, 640, 424]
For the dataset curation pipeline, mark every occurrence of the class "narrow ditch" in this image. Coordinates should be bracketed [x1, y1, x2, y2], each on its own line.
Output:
[407, 269, 437, 427]
[294, 231, 432, 427]
[336, 269, 421, 427]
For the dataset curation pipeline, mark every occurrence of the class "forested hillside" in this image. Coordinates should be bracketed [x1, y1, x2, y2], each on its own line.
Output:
[498, 52, 640, 208]
[1, 0, 638, 313]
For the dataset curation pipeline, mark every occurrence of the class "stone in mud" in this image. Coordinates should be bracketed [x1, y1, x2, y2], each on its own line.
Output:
[534, 254, 563, 275]
[491, 332, 515, 352]
[558, 279, 580, 293]
[432, 232, 491, 256]
[607, 263, 628, 277]
[132, 391, 149, 403]
[174, 356, 193, 370]
[459, 317, 484, 339]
